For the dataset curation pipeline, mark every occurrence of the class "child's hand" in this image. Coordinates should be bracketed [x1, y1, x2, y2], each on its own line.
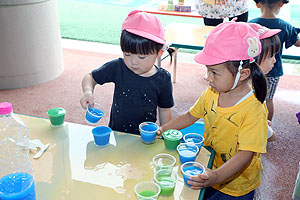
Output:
[267, 120, 272, 126]
[80, 91, 94, 109]
[156, 127, 163, 136]
[188, 168, 217, 190]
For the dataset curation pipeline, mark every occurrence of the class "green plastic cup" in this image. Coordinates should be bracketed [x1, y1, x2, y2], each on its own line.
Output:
[153, 169, 178, 197]
[47, 107, 66, 127]
[162, 129, 182, 150]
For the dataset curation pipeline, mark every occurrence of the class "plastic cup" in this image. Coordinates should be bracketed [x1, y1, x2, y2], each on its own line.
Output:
[180, 161, 205, 187]
[183, 133, 204, 149]
[47, 107, 66, 127]
[139, 122, 159, 144]
[153, 169, 178, 197]
[0, 172, 36, 200]
[152, 153, 176, 172]
[177, 143, 199, 164]
[86, 103, 105, 124]
[134, 181, 160, 200]
[162, 129, 182, 150]
[92, 126, 112, 147]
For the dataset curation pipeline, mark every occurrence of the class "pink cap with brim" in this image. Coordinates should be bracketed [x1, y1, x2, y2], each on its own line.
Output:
[248, 23, 281, 39]
[194, 21, 262, 66]
[121, 10, 165, 44]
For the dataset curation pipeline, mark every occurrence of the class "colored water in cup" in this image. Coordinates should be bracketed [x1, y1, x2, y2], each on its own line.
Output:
[183, 133, 204, 149]
[153, 169, 178, 197]
[181, 161, 205, 187]
[177, 143, 199, 164]
[139, 122, 159, 144]
[92, 126, 112, 147]
[134, 181, 160, 200]
[152, 153, 176, 172]
[86, 103, 105, 124]
[162, 129, 182, 150]
[0, 172, 36, 200]
[47, 107, 66, 127]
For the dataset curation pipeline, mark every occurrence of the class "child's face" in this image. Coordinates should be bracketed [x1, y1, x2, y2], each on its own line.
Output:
[123, 52, 158, 76]
[260, 53, 276, 74]
[204, 63, 235, 93]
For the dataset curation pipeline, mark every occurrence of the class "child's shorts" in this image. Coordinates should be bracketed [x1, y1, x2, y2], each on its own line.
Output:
[266, 76, 280, 100]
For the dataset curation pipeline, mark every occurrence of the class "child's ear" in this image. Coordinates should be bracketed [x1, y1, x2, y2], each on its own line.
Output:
[240, 68, 251, 81]
[256, 3, 260, 8]
[157, 49, 164, 58]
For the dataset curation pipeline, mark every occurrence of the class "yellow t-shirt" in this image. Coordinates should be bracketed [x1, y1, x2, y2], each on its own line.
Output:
[189, 87, 268, 197]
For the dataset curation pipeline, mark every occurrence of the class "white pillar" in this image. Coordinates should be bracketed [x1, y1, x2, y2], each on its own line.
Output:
[0, 0, 64, 89]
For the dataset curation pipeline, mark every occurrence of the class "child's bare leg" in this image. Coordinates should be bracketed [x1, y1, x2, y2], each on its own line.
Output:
[266, 99, 274, 121]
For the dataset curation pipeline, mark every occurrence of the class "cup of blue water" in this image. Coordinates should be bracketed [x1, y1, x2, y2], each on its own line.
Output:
[183, 133, 204, 149]
[139, 122, 159, 144]
[0, 172, 36, 200]
[92, 126, 112, 147]
[177, 143, 199, 164]
[86, 103, 105, 124]
[181, 161, 205, 187]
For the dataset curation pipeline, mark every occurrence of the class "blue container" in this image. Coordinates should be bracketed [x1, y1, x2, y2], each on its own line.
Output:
[86, 103, 105, 124]
[183, 133, 204, 149]
[0, 172, 36, 200]
[181, 162, 205, 187]
[139, 122, 158, 144]
[92, 126, 112, 146]
[180, 121, 204, 142]
[177, 143, 199, 164]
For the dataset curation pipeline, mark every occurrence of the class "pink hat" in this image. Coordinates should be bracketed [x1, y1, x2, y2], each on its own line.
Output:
[248, 23, 281, 39]
[121, 10, 165, 44]
[194, 21, 262, 66]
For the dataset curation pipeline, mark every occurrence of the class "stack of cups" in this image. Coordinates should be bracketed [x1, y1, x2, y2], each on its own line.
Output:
[152, 153, 178, 197]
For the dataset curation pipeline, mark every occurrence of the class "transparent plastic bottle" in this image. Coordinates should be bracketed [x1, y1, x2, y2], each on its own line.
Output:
[0, 102, 35, 199]
[293, 161, 300, 200]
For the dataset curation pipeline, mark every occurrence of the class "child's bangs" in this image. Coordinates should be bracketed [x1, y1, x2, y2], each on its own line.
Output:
[121, 30, 162, 55]
[262, 35, 281, 58]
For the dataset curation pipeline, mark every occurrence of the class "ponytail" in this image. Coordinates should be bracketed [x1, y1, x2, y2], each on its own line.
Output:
[250, 62, 267, 103]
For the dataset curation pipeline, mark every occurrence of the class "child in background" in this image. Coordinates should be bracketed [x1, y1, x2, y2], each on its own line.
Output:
[195, 0, 248, 26]
[80, 10, 174, 134]
[159, 21, 268, 199]
[249, 0, 300, 121]
[249, 22, 281, 142]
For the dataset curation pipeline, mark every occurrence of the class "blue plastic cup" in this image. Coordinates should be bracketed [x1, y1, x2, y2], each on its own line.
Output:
[86, 103, 105, 124]
[92, 126, 112, 147]
[139, 122, 159, 144]
[183, 133, 204, 149]
[176, 143, 199, 164]
[180, 162, 205, 187]
[0, 172, 36, 200]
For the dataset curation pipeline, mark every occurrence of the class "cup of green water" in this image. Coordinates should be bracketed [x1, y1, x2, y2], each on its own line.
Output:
[134, 181, 160, 200]
[152, 153, 176, 172]
[153, 169, 178, 197]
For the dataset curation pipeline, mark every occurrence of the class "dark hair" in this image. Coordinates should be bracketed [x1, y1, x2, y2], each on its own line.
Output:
[120, 30, 174, 63]
[253, 0, 289, 5]
[258, 34, 281, 65]
[226, 60, 267, 103]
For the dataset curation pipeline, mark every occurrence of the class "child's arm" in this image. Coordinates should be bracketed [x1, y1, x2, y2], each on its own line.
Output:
[158, 107, 172, 126]
[294, 38, 300, 47]
[80, 73, 97, 109]
[159, 111, 199, 134]
[188, 150, 254, 190]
